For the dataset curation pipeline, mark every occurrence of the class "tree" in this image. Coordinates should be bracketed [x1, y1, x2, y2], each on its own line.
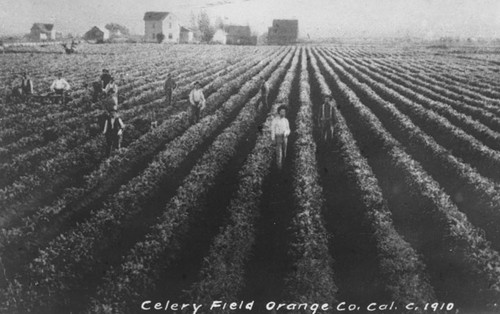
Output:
[198, 11, 215, 43]
[156, 33, 165, 43]
[105, 23, 130, 37]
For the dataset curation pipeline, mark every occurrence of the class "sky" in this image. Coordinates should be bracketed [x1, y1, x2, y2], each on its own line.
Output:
[1, 0, 500, 39]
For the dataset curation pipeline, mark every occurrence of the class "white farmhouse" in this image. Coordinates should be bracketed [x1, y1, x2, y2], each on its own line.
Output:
[30, 23, 56, 41]
[144, 11, 180, 43]
[212, 29, 227, 44]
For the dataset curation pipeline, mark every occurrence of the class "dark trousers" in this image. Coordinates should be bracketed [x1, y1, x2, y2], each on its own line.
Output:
[105, 133, 122, 156]
[54, 88, 65, 103]
[22, 87, 32, 96]
[275, 134, 287, 169]
[190, 104, 201, 123]
[11, 87, 22, 98]
[92, 83, 102, 103]
[319, 119, 334, 142]
[165, 90, 173, 106]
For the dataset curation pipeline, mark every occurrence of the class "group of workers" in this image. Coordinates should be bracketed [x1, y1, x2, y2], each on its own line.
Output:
[8, 69, 336, 167]
[9, 71, 71, 104]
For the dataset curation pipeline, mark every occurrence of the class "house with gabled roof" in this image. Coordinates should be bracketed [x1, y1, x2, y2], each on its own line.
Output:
[144, 11, 180, 43]
[83, 26, 110, 43]
[30, 23, 56, 41]
[267, 19, 298, 45]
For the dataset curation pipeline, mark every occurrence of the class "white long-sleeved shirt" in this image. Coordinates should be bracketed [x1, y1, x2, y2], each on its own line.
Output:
[104, 82, 118, 96]
[189, 88, 205, 106]
[103, 117, 125, 134]
[271, 116, 290, 141]
[51, 78, 70, 91]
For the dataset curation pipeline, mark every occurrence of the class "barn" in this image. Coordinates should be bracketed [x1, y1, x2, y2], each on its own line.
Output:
[225, 25, 257, 45]
[179, 26, 193, 44]
[144, 11, 180, 43]
[83, 26, 110, 43]
[267, 19, 298, 45]
[30, 23, 56, 41]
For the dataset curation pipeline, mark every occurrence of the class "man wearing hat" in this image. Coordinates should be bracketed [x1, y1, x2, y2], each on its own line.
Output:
[100, 69, 112, 90]
[10, 72, 33, 102]
[189, 81, 206, 123]
[102, 109, 125, 157]
[20, 71, 33, 97]
[50, 72, 71, 104]
[271, 105, 290, 170]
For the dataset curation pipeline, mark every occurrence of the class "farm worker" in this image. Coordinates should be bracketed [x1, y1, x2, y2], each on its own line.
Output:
[318, 94, 335, 142]
[50, 72, 71, 104]
[189, 81, 206, 123]
[260, 79, 269, 109]
[164, 73, 177, 107]
[92, 69, 112, 103]
[20, 72, 34, 96]
[271, 105, 290, 170]
[92, 81, 102, 103]
[100, 69, 112, 89]
[102, 109, 125, 157]
[9, 74, 23, 100]
[104, 77, 119, 110]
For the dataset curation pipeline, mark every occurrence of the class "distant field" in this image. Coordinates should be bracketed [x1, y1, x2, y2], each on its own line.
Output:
[1, 43, 500, 314]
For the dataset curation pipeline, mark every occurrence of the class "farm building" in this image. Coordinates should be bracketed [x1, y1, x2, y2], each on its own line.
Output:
[267, 19, 298, 45]
[30, 23, 56, 41]
[212, 29, 227, 44]
[144, 11, 180, 43]
[179, 26, 193, 44]
[83, 26, 110, 43]
[225, 25, 257, 45]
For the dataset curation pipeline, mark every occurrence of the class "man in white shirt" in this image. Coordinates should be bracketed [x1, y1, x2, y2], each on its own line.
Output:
[50, 72, 70, 104]
[189, 81, 206, 123]
[104, 77, 119, 111]
[271, 105, 290, 169]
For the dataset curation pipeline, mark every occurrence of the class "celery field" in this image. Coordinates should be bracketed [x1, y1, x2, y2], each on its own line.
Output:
[1, 44, 500, 314]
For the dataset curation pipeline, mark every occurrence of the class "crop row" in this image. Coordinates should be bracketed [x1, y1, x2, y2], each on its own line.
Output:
[310, 49, 436, 310]
[1, 47, 292, 313]
[323, 51, 500, 183]
[351, 57, 500, 135]
[0, 44, 258, 146]
[369, 56, 500, 116]
[0, 47, 288, 267]
[342, 56, 500, 141]
[316, 48, 500, 309]
[0, 49, 231, 155]
[390, 56, 500, 99]
[0, 45, 183, 118]
[282, 48, 337, 305]
[0, 48, 274, 185]
[88, 46, 297, 314]
[0, 48, 285, 228]
[337, 55, 500, 155]
[181, 48, 300, 309]
[320, 50, 500, 250]
[330, 47, 500, 93]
